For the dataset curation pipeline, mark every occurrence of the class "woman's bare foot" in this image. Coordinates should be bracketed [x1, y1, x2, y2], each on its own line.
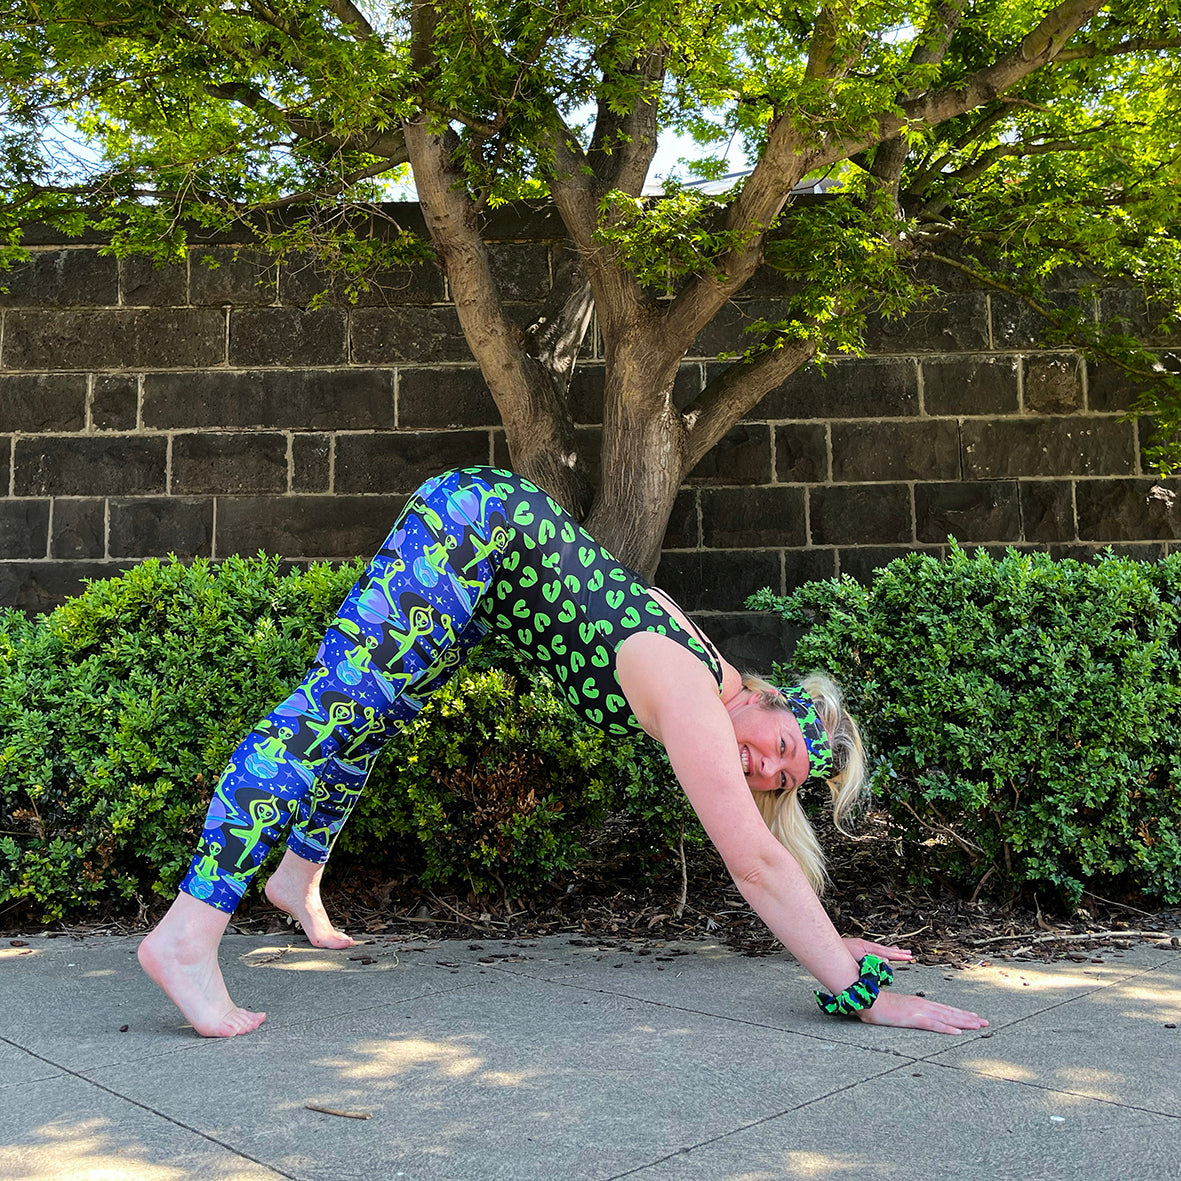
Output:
[138, 893, 266, 1038]
[264, 850, 355, 950]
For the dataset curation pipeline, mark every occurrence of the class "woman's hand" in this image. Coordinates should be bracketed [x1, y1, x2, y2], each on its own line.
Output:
[857, 991, 989, 1034]
[841, 937, 913, 963]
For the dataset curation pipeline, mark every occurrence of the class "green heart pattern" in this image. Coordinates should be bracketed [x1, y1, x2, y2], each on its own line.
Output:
[458, 468, 724, 736]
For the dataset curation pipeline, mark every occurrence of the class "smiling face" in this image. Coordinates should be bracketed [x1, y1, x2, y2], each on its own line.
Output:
[724, 690, 812, 792]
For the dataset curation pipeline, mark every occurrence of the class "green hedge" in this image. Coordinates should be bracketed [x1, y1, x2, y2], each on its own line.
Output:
[0, 557, 690, 921]
[751, 544, 1181, 905]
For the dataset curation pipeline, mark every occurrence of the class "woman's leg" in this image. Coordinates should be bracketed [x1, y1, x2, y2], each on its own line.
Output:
[140, 469, 510, 1034]
[137, 891, 265, 1037]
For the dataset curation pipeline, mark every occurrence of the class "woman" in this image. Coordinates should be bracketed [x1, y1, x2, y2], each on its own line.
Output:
[139, 467, 986, 1038]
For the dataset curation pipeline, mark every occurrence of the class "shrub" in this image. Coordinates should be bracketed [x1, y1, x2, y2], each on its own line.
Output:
[0, 557, 686, 921]
[750, 544, 1181, 905]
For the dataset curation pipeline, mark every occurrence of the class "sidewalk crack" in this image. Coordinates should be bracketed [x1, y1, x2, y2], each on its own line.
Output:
[0, 1034, 302, 1180]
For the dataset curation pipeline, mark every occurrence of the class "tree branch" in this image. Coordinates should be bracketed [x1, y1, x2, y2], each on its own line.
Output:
[203, 83, 409, 163]
[321, 0, 376, 41]
[547, 119, 647, 337]
[865, 0, 968, 205]
[1053, 36, 1181, 62]
[804, 8, 847, 79]
[681, 336, 819, 469]
[662, 114, 812, 349]
[897, 0, 1107, 131]
[586, 43, 668, 194]
[403, 0, 588, 511]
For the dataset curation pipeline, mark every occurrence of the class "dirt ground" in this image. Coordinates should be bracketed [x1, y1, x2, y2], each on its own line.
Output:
[20, 808, 1177, 967]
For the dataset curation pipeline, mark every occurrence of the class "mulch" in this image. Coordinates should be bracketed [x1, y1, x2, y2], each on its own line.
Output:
[17, 808, 1176, 966]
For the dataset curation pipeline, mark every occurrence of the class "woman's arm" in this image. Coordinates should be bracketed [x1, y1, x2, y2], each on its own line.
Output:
[617, 636, 986, 1034]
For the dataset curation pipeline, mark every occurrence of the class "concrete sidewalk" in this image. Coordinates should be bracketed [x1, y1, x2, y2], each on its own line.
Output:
[1, 929, 1179, 1181]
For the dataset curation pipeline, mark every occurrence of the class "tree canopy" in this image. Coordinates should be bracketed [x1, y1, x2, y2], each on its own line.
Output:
[3, 0, 1180, 570]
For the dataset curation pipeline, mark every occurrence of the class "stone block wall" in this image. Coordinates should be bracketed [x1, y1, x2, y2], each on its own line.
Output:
[1, 207, 1177, 668]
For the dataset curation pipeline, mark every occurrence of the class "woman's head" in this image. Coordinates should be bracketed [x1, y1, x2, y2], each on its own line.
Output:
[739, 672, 867, 893]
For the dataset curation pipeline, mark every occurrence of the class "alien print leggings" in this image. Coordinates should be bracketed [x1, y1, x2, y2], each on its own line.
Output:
[179, 469, 513, 913]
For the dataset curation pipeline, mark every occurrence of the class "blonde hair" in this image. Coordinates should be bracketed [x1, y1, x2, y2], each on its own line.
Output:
[743, 672, 867, 894]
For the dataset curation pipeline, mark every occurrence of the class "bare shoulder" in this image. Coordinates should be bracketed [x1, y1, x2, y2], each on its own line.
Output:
[616, 632, 731, 739]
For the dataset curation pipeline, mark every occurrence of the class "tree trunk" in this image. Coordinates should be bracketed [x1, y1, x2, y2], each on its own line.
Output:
[584, 328, 687, 577]
[402, 116, 592, 515]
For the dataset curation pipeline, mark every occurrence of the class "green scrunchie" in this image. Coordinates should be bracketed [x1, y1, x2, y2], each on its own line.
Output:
[815, 953, 894, 1017]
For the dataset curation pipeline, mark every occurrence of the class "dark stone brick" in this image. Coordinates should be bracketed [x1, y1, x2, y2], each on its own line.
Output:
[568, 366, 604, 424]
[1041, 265, 1103, 293]
[51, 498, 106, 558]
[864, 294, 989, 354]
[14, 436, 167, 496]
[109, 497, 214, 558]
[693, 610, 802, 673]
[1019, 480, 1076, 543]
[922, 356, 1018, 416]
[687, 424, 772, 485]
[216, 494, 407, 558]
[910, 253, 979, 293]
[334, 432, 490, 493]
[915, 481, 1020, 544]
[0, 561, 135, 612]
[280, 258, 445, 308]
[961, 418, 1135, 479]
[1050, 541, 1164, 564]
[351, 307, 473, 364]
[399, 368, 498, 429]
[758, 359, 919, 419]
[839, 545, 938, 584]
[1075, 478, 1181, 541]
[488, 243, 552, 302]
[990, 293, 1088, 349]
[229, 308, 348, 366]
[292, 433, 331, 492]
[663, 488, 698, 549]
[480, 204, 566, 241]
[809, 484, 912, 546]
[190, 248, 277, 306]
[1146, 298, 1181, 346]
[783, 547, 838, 589]
[0, 500, 50, 558]
[172, 433, 288, 494]
[121, 256, 187, 306]
[701, 485, 806, 548]
[653, 549, 782, 612]
[3, 310, 225, 370]
[832, 420, 960, 482]
[0, 375, 86, 431]
[143, 369, 394, 429]
[736, 265, 802, 301]
[1098, 287, 1150, 338]
[0, 249, 118, 307]
[775, 423, 827, 483]
[91, 375, 138, 431]
[1024, 356, 1083, 414]
[18, 222, 111, 247]
[693, 300, 794, 358]
[1086, 356, 1181, 414]
[572, 426, 602, 486]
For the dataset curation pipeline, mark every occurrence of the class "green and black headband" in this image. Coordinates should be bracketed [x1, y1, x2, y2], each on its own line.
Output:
[778, 685, 834, 785]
